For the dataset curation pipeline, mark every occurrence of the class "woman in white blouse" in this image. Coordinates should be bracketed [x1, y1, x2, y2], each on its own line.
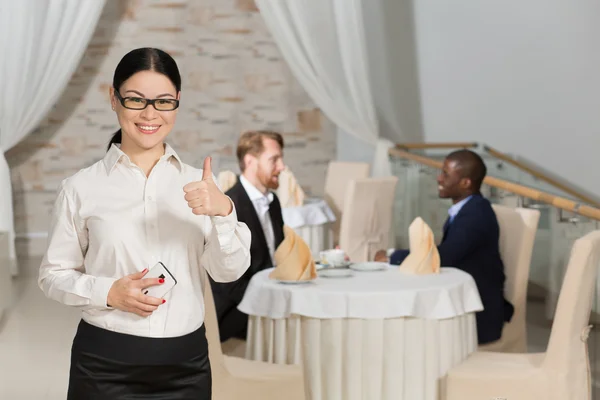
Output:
[38, 47, 251, 399]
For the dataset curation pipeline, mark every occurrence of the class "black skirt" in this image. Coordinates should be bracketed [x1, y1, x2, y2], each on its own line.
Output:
[67, 320, 211, 400]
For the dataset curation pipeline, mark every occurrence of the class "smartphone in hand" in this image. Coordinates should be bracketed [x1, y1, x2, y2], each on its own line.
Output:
[143, 262, 177, 299]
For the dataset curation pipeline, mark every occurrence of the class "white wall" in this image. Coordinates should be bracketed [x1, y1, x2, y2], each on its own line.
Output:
[414, 0, 600, 198]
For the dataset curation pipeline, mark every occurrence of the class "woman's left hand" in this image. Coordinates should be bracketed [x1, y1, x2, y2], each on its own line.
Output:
[183, 157, 233, 217]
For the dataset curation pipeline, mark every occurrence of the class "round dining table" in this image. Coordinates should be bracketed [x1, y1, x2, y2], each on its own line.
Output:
[238, 265, 483, 400]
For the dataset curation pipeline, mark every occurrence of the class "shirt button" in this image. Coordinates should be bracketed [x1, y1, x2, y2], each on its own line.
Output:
[147, 196, 152, 201]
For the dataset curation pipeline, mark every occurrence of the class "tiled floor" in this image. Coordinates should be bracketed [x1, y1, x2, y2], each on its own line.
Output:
[1, 258, 553, 400]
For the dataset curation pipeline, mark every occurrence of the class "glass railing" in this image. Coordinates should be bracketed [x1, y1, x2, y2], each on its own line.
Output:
[388, 145, 600, 397]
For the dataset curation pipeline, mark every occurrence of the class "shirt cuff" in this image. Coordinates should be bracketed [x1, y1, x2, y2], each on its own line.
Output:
[210, 197, 238, 236]
[90, 276, 117, 308]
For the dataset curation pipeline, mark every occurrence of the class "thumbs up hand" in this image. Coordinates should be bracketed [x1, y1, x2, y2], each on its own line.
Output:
[183, 157, 233, 217]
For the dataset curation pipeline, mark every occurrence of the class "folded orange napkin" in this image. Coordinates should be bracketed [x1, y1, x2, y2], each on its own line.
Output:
[276, 166, 306, 208]
[399, 217, 440, 275]
[269, 225, 317, 281]
[217, 170, 237, 192]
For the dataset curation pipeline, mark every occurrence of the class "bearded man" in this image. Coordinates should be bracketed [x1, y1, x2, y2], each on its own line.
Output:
[210, 130, 286, 342]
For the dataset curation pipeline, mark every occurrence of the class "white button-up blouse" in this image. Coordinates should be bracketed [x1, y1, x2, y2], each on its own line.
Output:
[38, 144, 251, 338]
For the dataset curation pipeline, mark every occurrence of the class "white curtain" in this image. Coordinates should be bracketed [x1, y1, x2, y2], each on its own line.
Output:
[255, 0, 393, 177]
[0, 0, 106, 274]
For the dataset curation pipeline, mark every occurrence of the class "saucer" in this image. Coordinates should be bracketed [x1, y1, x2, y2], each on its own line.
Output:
[319, 269, 354, 278]
[350, 262, 388, 272]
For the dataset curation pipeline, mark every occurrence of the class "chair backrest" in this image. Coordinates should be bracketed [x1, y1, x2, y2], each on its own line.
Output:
[339, 177, 398, 262]
[275, 166, 306, 208]
[543, 230, 600, 398]
[492, 204, 540, 352]
[217, 170, 237, 192]
[324, 162, 370, 243]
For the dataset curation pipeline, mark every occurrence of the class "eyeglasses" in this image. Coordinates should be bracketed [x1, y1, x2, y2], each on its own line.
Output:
[114, 90, 179, 111]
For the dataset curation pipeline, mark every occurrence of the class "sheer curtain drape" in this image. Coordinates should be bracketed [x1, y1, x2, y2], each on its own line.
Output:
[255, 0, 394, 177]
[0, 0, 105, 274]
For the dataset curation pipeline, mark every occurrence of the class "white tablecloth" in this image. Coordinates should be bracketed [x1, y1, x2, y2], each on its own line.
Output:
[239, 267, 483, 320]
[239, 267, 483, 400]
[282, 198, 336, 256]
[281, 198, 336, 229]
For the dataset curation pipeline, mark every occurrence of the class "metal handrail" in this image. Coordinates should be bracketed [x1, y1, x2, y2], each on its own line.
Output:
[389, 147, 600, 221]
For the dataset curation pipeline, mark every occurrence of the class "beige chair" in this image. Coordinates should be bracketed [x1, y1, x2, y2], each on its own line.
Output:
[275, 166, 306, 208]
[324, 161, 370, 244]
[443, 230, 600, 400]
[479, 205, 540, 353]
[201, 271, 306, 400]
[338, 177, 398, 263]
[221, 337, 247, 358]
[217, 170, 237, 192]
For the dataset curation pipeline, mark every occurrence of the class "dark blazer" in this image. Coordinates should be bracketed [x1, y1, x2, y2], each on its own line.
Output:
[210, 179, 285, 306]
[390, 194, 514, 344]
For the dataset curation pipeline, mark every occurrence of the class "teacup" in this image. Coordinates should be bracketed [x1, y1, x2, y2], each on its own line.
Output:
[320, 249, 346, 266]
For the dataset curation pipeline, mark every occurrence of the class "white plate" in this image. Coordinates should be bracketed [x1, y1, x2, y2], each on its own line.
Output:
[319, 269, 355, 278]
[350, 262, 389, 272]
[274, 279, 315, 285]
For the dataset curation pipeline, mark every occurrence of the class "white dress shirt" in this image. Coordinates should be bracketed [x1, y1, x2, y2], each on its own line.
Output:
[447, 195, 473, 223]
[239, 175, 275, 263]
[38, 144, 251, 338]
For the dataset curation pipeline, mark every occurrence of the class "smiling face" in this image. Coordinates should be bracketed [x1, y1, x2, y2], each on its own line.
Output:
[110, 70, 180, 153]
[436, 158, 471, 203]
[243, 137, 285, 191]
[255, 137, 285, 190]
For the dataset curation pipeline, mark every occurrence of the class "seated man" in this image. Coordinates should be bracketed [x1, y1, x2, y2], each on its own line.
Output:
[375, 150, 514, 345]
[210, 130, 286, 342]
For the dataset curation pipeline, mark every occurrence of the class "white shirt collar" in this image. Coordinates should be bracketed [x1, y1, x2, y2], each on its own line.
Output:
[239, 175, 274, 204]
[239, 175, 276, 264]
[103, 143, 183, 174]
[448, 195, 473, 221]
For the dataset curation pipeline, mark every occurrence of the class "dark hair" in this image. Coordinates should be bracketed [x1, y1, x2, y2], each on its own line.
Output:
[236, 130, 285, 172]
[107, 48, 182, 151]
[446, 149, 487, 191]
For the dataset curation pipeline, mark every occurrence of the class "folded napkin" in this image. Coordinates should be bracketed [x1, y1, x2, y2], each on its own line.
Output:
[217, 170, 237, 192]
[269, 225, 317, 281]
[399, 217, 440, 275]
[276, 166, 306, 208]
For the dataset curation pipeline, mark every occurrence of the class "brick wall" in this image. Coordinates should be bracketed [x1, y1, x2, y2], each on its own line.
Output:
[6, 0, 336, 260]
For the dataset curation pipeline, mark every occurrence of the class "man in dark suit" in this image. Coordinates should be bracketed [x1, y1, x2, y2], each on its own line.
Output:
[210, 130, 286, 342]
[374, 150, 514, 345]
